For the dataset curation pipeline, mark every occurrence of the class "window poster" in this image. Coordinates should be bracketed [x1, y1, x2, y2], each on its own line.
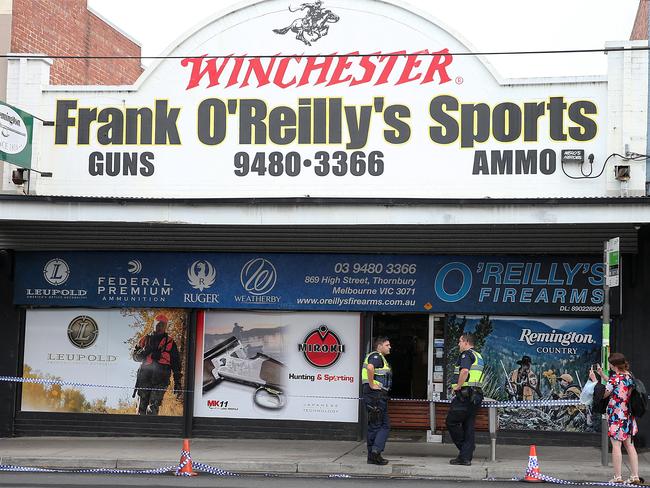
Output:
[22, 308, 187, 416]
[195, 311, 360, 422]
[445, 315, 601, 432]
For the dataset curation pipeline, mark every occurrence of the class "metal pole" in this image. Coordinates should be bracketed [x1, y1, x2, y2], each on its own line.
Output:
[601, 241, 610, 467]
[488, 403, 497, 462]
[428, 315, 436, 441]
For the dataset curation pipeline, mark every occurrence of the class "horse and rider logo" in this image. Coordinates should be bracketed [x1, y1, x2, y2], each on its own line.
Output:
[273, 1, 340, 46]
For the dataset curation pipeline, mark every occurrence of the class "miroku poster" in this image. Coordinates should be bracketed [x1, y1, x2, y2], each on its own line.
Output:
[445, 315, 601, 432]
[195, 311, 360, 422]
[22, 308, 187, 416]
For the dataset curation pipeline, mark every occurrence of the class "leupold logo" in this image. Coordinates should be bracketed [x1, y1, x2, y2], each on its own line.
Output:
[187, 260, 217, 291]
[240, 258, 277, 296]
[298, 325, 345, 368]
[67, 315, 99, 348]
[43, 258, 70, 286]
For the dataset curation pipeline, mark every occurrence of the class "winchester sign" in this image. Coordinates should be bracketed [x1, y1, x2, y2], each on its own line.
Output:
[36, 0, 606, 199]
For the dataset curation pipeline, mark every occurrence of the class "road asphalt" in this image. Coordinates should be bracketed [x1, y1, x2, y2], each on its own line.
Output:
[0, 436, 648, 482]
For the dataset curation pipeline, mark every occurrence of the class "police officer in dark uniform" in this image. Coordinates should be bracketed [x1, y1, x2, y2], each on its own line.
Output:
[446, 333, 485, 466]
[361, 336, 392, 465]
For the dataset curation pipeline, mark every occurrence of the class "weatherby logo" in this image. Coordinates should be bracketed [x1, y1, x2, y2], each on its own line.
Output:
[180, 49, 453, 90]
[298, 325, 344, 368]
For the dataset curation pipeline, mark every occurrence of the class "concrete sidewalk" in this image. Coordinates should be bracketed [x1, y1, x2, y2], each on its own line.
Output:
[0, 436, 648, 481]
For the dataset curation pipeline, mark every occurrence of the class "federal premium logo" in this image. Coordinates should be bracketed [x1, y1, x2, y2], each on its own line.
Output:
[299, 325, 345, 368]
[96, 273, 172, 303]
[187, 260, 217, 291]
[67, 315, 99, 348]
[184, 260, 220, 304]
[128, 259, 142, 274]
[43, 258, 70, 286]
[273, 1, 339, 46]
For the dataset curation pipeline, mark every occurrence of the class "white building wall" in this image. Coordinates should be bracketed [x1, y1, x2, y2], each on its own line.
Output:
[606, 40, 648, 197]
[1, 55, 52, 193]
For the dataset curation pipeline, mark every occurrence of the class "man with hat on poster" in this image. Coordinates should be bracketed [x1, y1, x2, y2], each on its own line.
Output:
[132, 313, 183, 415]
[509, 355, 541, 401]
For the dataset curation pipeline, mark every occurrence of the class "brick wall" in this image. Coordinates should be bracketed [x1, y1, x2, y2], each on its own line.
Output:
[630, 0, 648, 40]
[10, 0, 143, 85]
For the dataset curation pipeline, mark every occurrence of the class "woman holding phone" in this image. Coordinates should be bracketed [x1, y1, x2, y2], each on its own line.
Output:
[590, 353, 640, 484]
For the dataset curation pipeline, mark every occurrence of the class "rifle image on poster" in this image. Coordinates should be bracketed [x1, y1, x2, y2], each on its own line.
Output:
[500, 359, 517, 400]
[203, 336, 286, 409]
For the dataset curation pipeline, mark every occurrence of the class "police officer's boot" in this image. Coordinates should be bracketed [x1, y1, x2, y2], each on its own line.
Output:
[367, 451, 389, 465]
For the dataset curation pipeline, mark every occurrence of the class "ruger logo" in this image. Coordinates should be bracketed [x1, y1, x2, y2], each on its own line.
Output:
[299, 325, 344, 368]
[181, 49, 453, 90]
[187, 260, 217, 291]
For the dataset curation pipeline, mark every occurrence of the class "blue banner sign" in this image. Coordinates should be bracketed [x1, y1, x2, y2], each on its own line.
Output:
[14, 252, 604, 314]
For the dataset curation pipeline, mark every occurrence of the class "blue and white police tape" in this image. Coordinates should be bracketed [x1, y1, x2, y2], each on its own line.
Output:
[0, 375, 189, 393]
[0, 461, 237, 476]
[193, 462, 238, 476]
[519, 468, 646, 487]
[0, 464, 177, 475]
[286, 392, 586, 409]
[175, 449, 237, 476]
[0, 375, 609, 409]
[175, 449, 193, 477]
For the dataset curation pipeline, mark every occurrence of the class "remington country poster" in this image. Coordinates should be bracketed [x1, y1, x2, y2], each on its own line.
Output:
[445, 315, 601, 432]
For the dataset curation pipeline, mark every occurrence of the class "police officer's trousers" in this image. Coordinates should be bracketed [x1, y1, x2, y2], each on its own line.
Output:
[363, 390, 390, 455]
[445, 393, 480, 462]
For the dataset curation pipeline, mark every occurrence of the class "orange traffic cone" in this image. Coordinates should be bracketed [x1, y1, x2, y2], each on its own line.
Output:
[175, 438, 198, 476]
[523, 445, 544, 483]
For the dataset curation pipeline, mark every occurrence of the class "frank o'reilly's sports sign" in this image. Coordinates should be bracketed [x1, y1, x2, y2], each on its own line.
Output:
[39, 0, 606, 199]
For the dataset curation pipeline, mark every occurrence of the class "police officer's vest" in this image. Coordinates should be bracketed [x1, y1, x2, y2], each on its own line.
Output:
[362, 352, 392, 391]
[451, 349, 484, 389]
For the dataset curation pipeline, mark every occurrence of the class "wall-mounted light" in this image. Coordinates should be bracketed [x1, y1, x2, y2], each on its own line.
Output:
[10, 167, 53, 186]
[614, 165, 631, 181]
[11, 168, 26, 185]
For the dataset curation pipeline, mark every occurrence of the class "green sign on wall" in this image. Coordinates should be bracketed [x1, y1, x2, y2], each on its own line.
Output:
[0, 100, 34, 169]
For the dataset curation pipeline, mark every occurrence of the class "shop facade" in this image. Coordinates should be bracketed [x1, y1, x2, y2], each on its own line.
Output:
[1, 0, 649, 443]
[5, 249, 625, 441]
